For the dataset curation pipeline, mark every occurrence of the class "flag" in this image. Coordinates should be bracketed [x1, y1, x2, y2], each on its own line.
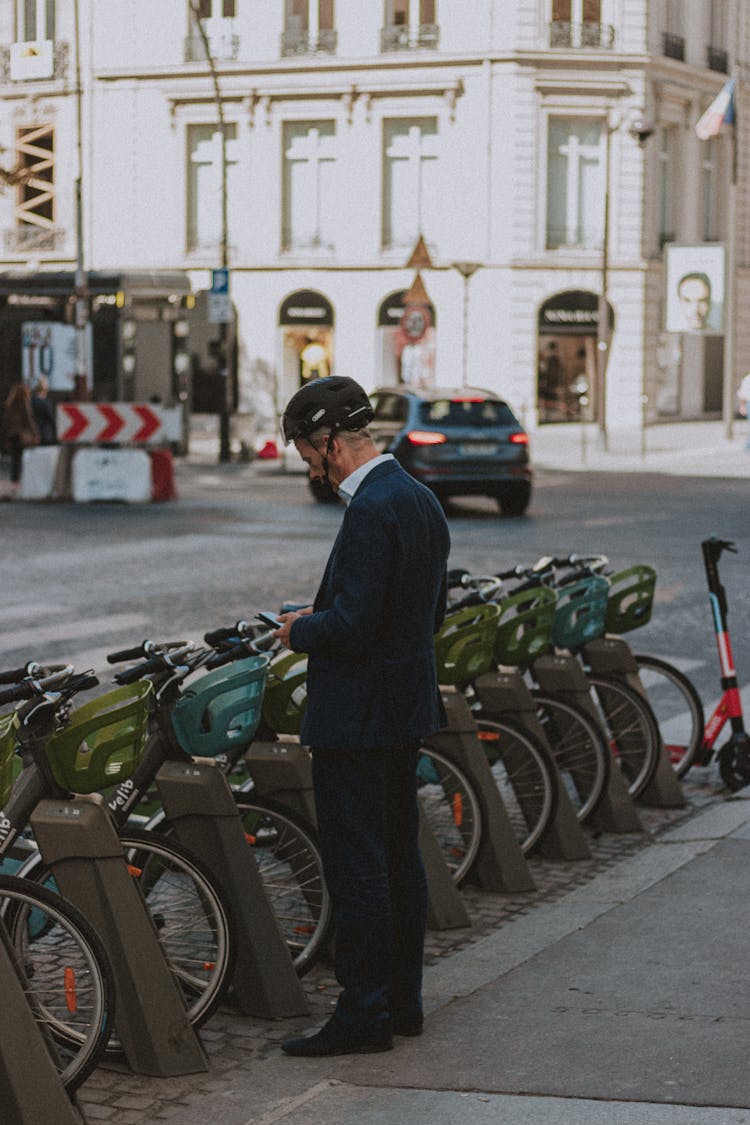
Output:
[695, 78, 736, 140]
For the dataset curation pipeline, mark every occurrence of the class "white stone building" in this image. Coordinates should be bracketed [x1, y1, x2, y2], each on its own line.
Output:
[0, 0, 748, 441]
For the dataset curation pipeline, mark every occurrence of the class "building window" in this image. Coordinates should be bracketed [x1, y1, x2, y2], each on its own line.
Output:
[282, 121, 337, 252]
[186, 1, 238, 61]
[549, 1, 614, 49]
[662, 0, 684, 60]
[382, 0, 438, 51]
[382, 118, 438, 249]
[187, 124, 238, 254]
[282, 0, 336, 55]
[546, 117, 603, 250]
[707, 0, 728, 71]
[658, 126, 678, 247]
[17, 0, 55, 41]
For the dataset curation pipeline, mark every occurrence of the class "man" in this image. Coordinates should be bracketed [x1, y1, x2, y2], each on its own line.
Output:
[676, 271, 711, 332]
[276, 376, 450, 1057]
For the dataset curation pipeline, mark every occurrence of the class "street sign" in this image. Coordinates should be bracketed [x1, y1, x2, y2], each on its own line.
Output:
[211, 268, 229, 294]
[208, 268, 232, 324]
[57, 403, 164, 444]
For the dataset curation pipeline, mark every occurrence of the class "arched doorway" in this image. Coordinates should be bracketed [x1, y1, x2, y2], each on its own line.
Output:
[537, 290, 614, 424]
[278, 289, 334, 400]
[377, 289, 436, 387]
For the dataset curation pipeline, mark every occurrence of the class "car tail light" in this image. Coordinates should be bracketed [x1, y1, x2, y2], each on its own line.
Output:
[406, 431, 447, 445]
[450, 396, 484, 403]
[509, 432, 529, 445]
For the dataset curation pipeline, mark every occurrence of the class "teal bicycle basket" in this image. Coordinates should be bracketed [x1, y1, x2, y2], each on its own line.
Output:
[0, 711, 19, 808]
[552, 575, 610, 649]
[171, 654, 268, 758]
[493, 586, 557, 668]
[604, 565, 657, 634]
[434, 603, 501, 686]
[44, 680, 153, 794]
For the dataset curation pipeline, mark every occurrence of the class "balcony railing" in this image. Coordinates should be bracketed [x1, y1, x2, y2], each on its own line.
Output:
[4, 226, 66, 253]
[281, 28, 337, 57]
[184, 28, 240, 63]
[661, 32, 685, 61]
[707, 45, 729, 73]
[380, 23, 440, 52]
[549, 21, 615, 49]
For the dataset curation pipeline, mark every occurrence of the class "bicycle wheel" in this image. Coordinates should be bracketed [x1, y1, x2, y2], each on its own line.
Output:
[416, 746, 482, 885]
[231, 795, 332, 976]
[587, 675, 661, 798]
[633, 654, 705, 777]
[21, 830, 235, 1032]
[474, 718, 558, 854]
[0, 873, 115, 1091]
[532, 691, 611, 821]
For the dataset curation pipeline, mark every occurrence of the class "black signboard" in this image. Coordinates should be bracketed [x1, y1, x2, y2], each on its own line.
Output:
[539, 290, 614, 335]
[279, 290, 334, 327]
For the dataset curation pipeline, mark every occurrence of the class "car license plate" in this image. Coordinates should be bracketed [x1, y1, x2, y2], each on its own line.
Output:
[460, 442, 497, 455]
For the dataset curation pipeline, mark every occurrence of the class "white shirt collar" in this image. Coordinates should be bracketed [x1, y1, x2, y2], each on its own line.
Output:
[338, 454, 394, 506]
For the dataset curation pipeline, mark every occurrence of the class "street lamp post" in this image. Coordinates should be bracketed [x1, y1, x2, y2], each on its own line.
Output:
[73, 0, 89, 398]
[596, 115, 614, 452]
[452, 261, 481, 387]
[189, 2, 232, 463]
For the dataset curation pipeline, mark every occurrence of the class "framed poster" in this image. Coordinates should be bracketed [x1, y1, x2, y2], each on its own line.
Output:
[664, 244, 725, 334]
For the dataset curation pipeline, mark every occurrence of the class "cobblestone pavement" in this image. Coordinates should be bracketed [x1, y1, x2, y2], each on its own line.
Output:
[74, 768, 724, 1123]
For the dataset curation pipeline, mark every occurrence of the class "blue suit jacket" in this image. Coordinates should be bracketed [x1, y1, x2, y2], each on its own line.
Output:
[289, 459, 450, 750]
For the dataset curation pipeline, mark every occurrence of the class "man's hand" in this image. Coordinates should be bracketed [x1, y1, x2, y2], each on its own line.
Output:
[275, 606, 313, 647]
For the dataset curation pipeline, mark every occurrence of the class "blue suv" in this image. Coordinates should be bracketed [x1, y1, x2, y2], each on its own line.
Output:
[367, 386, 532, 515]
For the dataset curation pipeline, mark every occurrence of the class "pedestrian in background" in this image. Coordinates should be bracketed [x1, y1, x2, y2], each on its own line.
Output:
[31, 376, 56, 445]
[0, 381, 39, 497]
[276, 376, 450, 1057]
[737, 372, 750, 450]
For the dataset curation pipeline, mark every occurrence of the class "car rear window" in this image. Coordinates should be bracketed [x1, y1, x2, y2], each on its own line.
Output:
[418, 398, 517, 428]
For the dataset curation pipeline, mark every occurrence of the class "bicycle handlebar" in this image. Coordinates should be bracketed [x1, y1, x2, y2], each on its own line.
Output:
[106, 639, 187, 665]
[203, 621, 253, 647]
[0, 662, 43, 685]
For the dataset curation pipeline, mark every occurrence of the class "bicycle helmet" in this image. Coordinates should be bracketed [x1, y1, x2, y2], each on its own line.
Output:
[281, 376, 374, 444]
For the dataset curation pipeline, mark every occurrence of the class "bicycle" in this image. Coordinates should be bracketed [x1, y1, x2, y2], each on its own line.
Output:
[0, 674, 117, 1089]
[0, 663, 236, 1033]
[101, 632, 333, 972]
[449, 557, 663, 801]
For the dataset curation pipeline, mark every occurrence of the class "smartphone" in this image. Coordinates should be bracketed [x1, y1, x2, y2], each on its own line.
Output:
[256, 611, 282, 630]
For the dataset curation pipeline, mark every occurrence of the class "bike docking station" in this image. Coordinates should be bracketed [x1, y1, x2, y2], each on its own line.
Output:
[154, 759, 309, 1020]
[531, 652, 643, 834]
[245, 736, 318, 826]
[0, 917, 83, 1125]
[583, 636, 685, 809]
[431, 607, 536, 893]
[30, 795, 209, 1077]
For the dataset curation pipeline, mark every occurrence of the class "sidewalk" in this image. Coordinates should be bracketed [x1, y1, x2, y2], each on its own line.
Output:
[186, 418, 750, 479]
[73, 776, 750, 1124]
[167, 786, 750, 1125]
[530, 419, 750, 478]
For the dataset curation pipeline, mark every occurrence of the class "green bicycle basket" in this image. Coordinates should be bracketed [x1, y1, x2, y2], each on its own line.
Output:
[604, 565, 657, 634]
[261, 651, 308, 737]
[493, 586, 557, 668]
[44, 680, 153, 794]
[0, 712, 19, 808]
[170, 654, 269, 758]
[434, 603, 501, 686]
[552, 575, 610, 649]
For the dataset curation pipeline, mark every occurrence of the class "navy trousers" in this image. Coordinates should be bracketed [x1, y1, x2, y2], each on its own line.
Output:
[311, 744, 427, 1029]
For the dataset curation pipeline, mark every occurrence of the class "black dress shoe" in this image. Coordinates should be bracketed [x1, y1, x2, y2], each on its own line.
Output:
[282, 1017, 393, 1057]
[391, 1015, 423, 1037]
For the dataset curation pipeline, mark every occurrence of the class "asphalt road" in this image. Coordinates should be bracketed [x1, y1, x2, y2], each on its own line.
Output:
[2, 461, 748, 714]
